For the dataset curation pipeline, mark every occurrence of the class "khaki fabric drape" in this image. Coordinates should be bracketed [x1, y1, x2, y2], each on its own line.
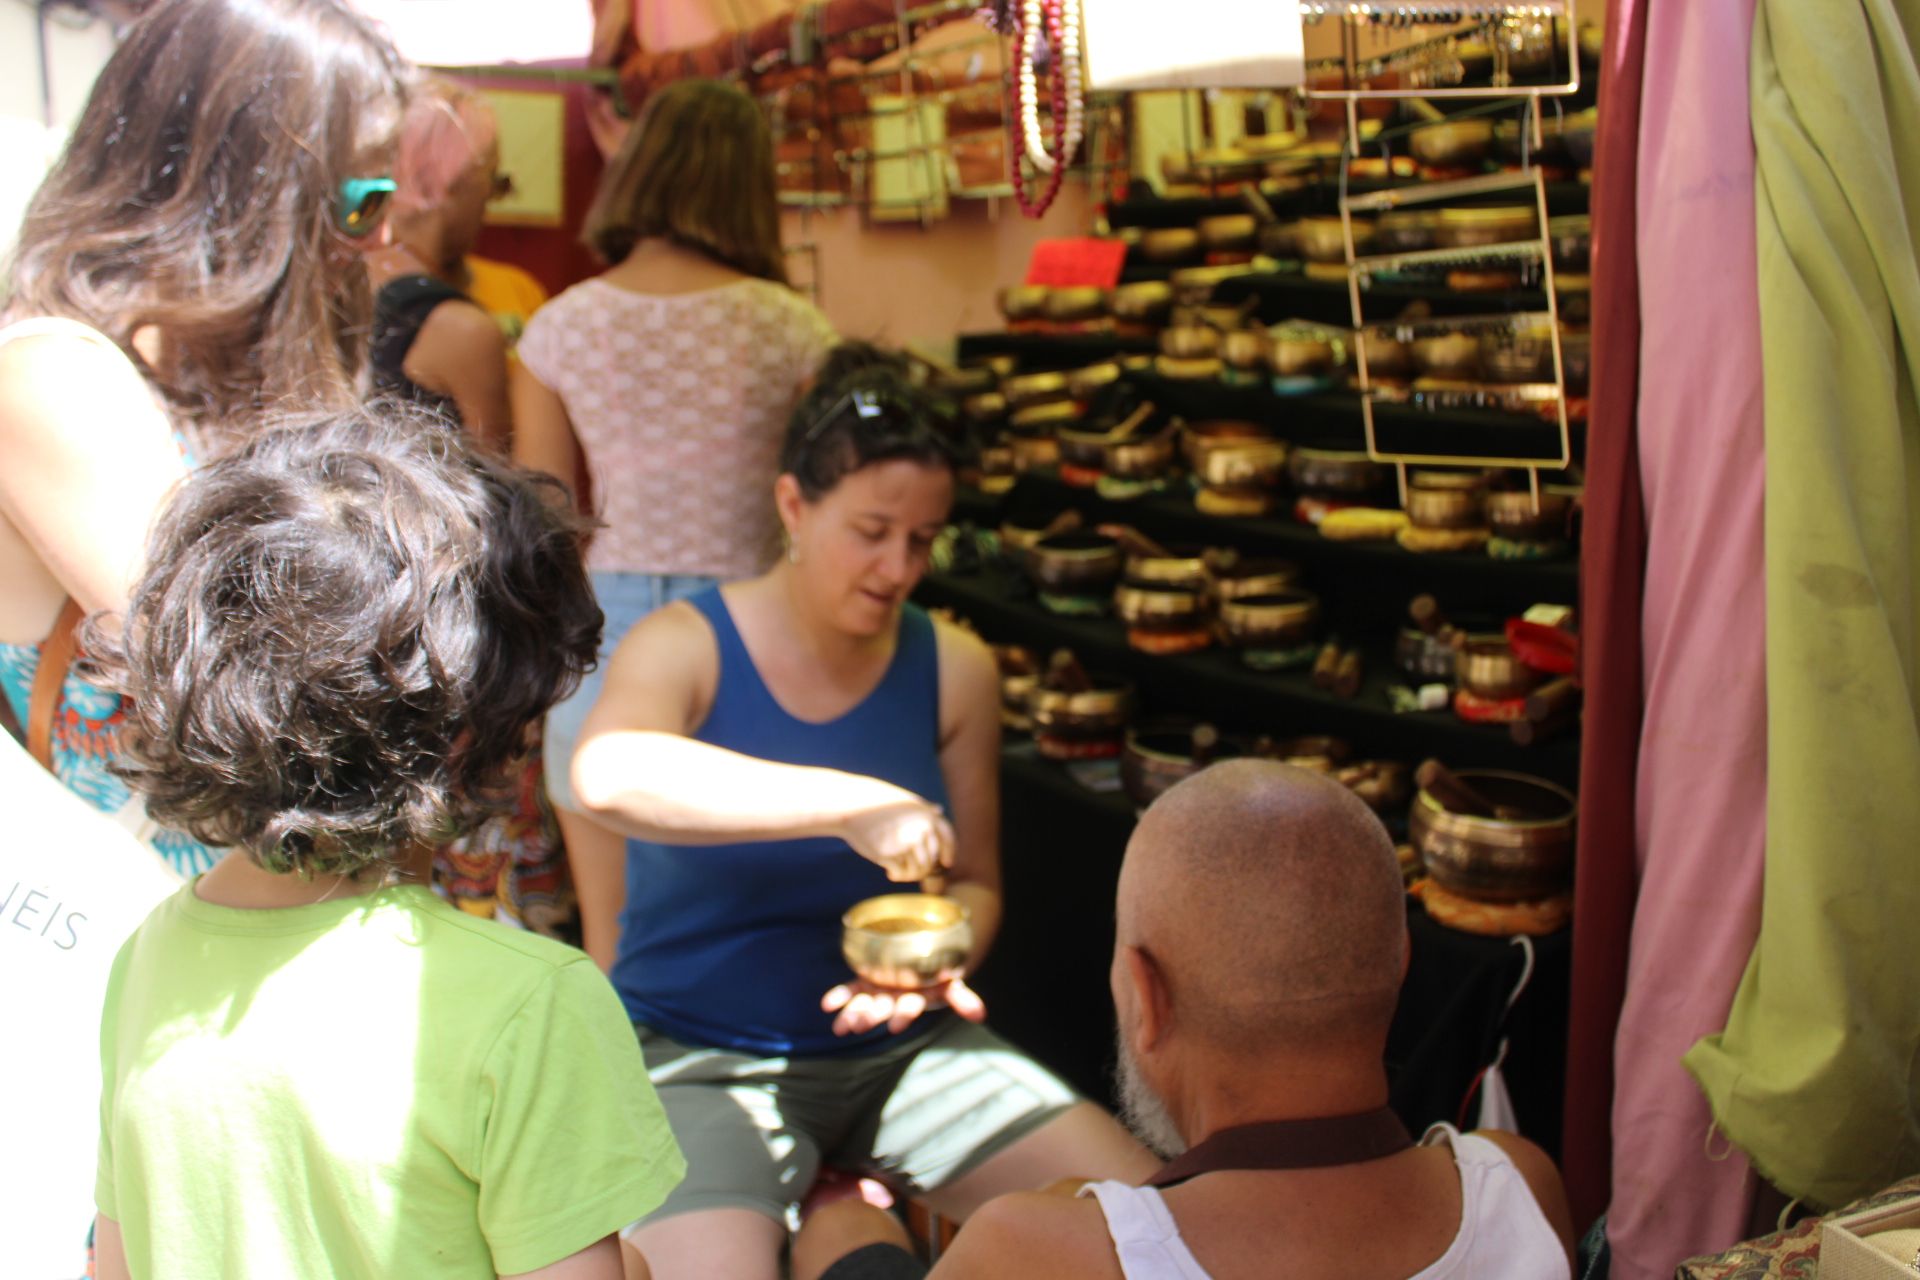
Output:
[1684, 0, 1920, 1210]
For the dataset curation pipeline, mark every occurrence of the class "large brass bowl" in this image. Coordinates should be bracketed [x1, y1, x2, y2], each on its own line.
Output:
[1217, 588, 1322, 649]
[1197, 438, 1290, 492]
[842, 893, 973, 990]
[1026, 531, 1124, 594]
[1113, 582, 1210, 631]
[1121, 723, 1241, 811]
[1211, 557, 1301, 602]
[1410, 770, 1576, 902]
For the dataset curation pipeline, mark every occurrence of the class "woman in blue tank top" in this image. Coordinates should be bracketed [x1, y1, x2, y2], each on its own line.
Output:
[566, 347, 1156, 1279]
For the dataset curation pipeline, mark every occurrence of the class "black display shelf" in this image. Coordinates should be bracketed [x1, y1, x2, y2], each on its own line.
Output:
[949, 470, 1577, 618]
[916, 564, 1580, 788]
[1106, 178, 1591, 230]
[956, 332, 1160, 367]
[1211, 272, 1555, 326]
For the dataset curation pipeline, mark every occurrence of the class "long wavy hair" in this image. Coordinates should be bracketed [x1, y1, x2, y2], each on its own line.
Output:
[6, 0, 410, 446]
[581, 78, 788, 284]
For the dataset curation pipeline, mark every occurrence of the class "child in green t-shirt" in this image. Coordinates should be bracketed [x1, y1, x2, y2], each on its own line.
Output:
[87, 405, 684, 1279]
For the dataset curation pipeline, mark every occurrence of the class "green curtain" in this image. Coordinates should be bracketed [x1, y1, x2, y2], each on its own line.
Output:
[1684, 0, 1920, 1210]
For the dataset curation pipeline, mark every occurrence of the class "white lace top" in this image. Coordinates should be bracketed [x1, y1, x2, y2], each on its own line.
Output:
[518, 277, 836, 578]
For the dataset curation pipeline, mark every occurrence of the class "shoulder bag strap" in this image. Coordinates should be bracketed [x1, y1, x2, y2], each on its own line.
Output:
[27, 597, 86, 773]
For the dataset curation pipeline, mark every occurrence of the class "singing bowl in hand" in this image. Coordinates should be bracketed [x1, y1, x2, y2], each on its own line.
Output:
[842, 893, 974, 991]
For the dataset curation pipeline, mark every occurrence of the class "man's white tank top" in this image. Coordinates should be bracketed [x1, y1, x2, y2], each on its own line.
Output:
[1079, 1125, 1569, 1280]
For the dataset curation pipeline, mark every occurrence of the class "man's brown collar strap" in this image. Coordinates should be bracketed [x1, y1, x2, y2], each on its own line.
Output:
[1146, 1107, 1415, 1188]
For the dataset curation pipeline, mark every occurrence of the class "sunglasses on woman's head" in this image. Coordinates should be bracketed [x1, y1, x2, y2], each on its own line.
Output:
[335, 177, 396, 238]
[799, 387, 920, 446]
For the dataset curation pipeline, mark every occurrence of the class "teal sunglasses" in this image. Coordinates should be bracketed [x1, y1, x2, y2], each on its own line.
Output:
[335, 177, 396, 238]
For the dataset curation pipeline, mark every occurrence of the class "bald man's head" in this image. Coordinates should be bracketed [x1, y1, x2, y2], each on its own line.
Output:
[1117, 759, 1409, 1055]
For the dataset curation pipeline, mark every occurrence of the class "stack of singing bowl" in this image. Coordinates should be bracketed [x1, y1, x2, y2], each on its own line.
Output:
[1023, 530, 1123, 615]
[1400, 470, 1491, 554]
[1216, 587, 1323, 671]
[1114, 544, 1215, 654]
[1029, 674, 1134, 761]
[1288, 449, 1389, 523]
[1186, 420, 1289, 518]
[1410, 770, 1576, 903]
[1485, 488, 1573, 558]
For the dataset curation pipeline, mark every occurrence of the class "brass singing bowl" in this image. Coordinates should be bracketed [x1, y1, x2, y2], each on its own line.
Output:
[1045, 286, 1109, 323]
[1404, 483, 1487, 531]
[1105, 432, 1179, 480]
[1294, 215, 1374, 263]
[1411, 331, 1484, 380]
[962, 390, 1007, 422]
[1008, 431, 1059, 472]
[1067, 361, 1124, 400]
[998, 285, 1052, 321]
[1211, 557, 1301, 603]
[1289, 448, 1386, 496]
[1268, 328, 1338, 379]
[1160, 324, 1221, 360]
[1198, 213, 1258, 252]
[1002, 370, 1071, 408]
[1221, 328, 1269, 371]
[1376, 210, 1439, 254]
[1433, 206, 1537, 249]
[1155, 355, 1225, 381]
[1055, 424, 1120, 471]
[1361, 330, 1415, 380]
[1217, 588, 1322, 648]
[1121, 724, 1242, 811]
[842, 894, 973, 990]
[1126, 547, 1213, 590]
[1139, 227, 1202, 262]
[1197, 438, 1289, 491]
[1025, 531, 1124, 593]
[1010, 399, 1082, 431]
[1410, 119, 1494, 168]
[1182, 419, 1268, 469]
[1486, 490, 1572, 541]
[1456, 637, 1540, 701]
[1110, 281, 1174, 323]
[1029, 677, 1134, 735]
[1113, 582, 1210, 628]
[1410, 770, 1577, 903]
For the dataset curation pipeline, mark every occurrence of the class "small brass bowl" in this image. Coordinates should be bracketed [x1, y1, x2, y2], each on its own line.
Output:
[1026, 531, 1124, 594]
[1110, 280, 1174, 323]
[1045, 286, 1109, 323]
[1295, 215, 1374, 263]
[1433, 206, 1536, 249]
[1289, 448, 1386, 496]
[1010, 399, 1082, 431]
[1067, 361, 1125, 400]
[1486, 490, 1572, 541]
[1217, 589, 1322, 649]
[1457, 637, 1540, 701]
[1410, 770, 1576, 902]
[1411, 331, 1483, 380]
[1139, 227, 1202, 262]
[1121, 723, 1242, 811]
[1155, 355, 1225, 381]
[1268, 325, 1340, 379]
[1056, 424, 1119, 471]
[1105, 432, 1179, 481]
[1008, 431, 1059, 472]
[1410, 119, 1494, 168]
[1183, 419, 1268, 469]
[1003, 370, 1071, 408]
[1198, 438, 1290, 491]
[1376, 210, 1439, 253]
[1126, 546, 1212, 591]
[998, 285, 1051, 321]
[1029, 676, 1134, 739]
[1211, 557, 1301, 602]
[842, 893, 973, 990]
[1114, 582, 1210, 630]
[1160, 324, 1221, 360]
[1405, 484, 1487, 531]
[962, 391, 1008, 422]
[1221, 327, 1269, 372]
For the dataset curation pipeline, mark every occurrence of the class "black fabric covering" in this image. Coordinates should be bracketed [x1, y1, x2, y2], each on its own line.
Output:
[817, 1243, 930, 1280]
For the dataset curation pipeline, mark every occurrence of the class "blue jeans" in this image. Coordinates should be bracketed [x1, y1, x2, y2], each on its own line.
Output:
[544, 570, 717, 812]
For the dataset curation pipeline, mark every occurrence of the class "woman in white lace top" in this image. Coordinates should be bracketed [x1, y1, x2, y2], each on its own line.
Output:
[513, 79, 836, 956]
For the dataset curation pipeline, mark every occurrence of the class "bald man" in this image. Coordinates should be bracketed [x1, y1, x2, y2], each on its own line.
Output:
[927, 759, 1576, 1279]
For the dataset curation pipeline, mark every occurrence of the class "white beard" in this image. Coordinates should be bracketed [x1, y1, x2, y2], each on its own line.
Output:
[1114, 1026, 1188, 1160]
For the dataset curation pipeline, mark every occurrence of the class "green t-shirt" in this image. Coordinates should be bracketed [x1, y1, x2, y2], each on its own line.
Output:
[97, 881, 685, 1277]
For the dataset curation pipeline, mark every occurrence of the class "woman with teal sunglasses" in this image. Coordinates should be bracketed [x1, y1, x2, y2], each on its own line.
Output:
[0, 8, 408, 1265]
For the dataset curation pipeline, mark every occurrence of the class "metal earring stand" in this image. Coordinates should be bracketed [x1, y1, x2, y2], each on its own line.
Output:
[1310, 0, 1580, 514]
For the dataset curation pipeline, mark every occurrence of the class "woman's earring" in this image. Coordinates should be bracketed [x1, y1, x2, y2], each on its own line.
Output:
[787, 539, 800, 566]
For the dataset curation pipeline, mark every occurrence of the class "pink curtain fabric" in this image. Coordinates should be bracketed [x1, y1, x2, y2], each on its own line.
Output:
[1607, 0, 1769, 1272]
[1561, 0, 1650, 1230]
